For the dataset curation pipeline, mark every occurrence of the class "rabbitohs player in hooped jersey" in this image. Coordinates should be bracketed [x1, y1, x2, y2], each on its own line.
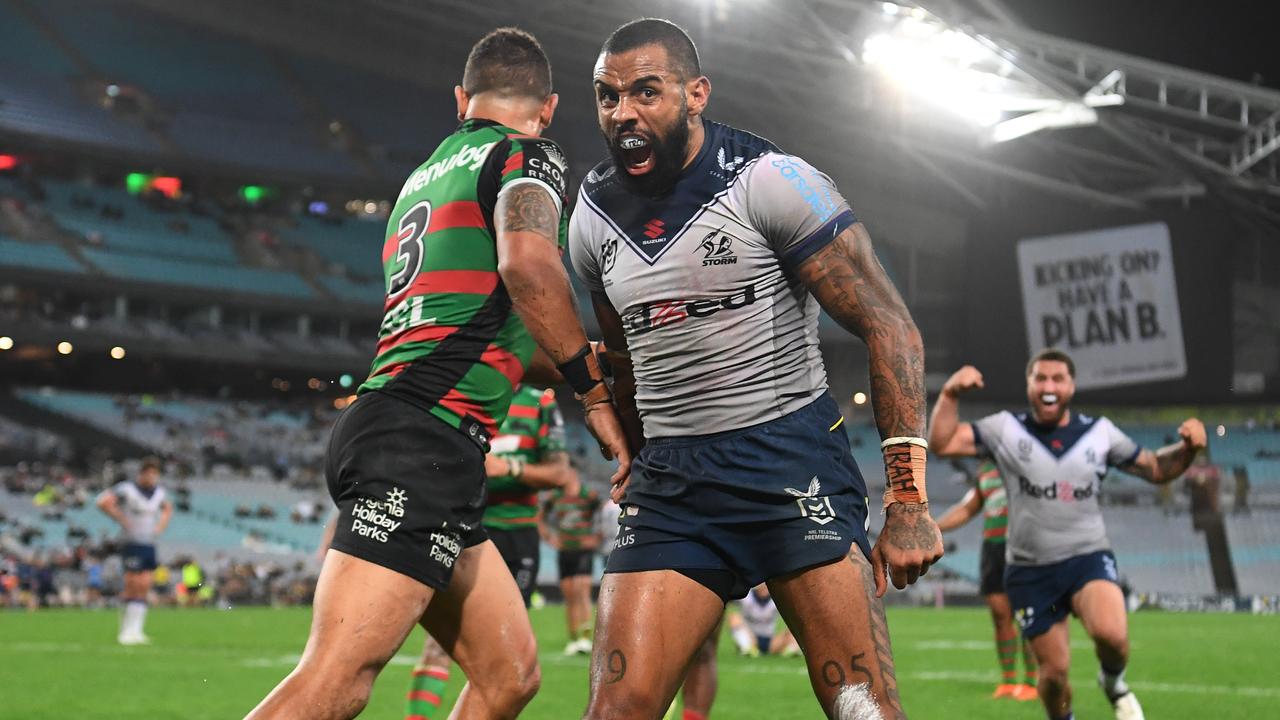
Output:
[360, 119, 573, 442]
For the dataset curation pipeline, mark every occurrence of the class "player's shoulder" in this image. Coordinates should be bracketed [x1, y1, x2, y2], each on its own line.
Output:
[985, 409, 1018, 426]
[710, 120, 782, 171]
[1071, 411, 1108, 433]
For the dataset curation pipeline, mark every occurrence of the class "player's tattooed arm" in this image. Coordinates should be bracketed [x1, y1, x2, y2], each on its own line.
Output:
[495, 183, 588, 364]
[797, 223, 941, 595]
[1122, 418, 1207, 484]
[795, 223, 925, 441]
[590, 291, 646, 457]
[497, 186, 633, 488]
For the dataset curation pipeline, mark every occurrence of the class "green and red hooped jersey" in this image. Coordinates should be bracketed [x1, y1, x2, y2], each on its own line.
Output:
[359, 118, 570, 441]
[978, 461, 1009, 544]
[544, 484, 602, 550]
[483, 385, 566, 530]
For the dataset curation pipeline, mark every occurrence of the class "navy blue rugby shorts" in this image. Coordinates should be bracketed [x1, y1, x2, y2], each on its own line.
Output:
[605, 392, 872, 600]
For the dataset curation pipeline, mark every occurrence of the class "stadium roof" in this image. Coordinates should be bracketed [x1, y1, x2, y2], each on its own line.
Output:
[116, 0, 1280, 233]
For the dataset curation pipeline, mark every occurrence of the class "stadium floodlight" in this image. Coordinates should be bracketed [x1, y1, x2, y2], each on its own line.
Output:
[853, 391, 868, 405]
[110, 346, 126, 360]
[0, 336, 13, 350]
[57, 341, 73, 355]
[861, 10, 1118, 141]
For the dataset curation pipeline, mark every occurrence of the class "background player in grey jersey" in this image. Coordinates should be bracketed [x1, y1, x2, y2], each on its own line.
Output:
[96, 456, 171, 645]
[929, 349, 1207, 720]
[571, 18, 941, 720]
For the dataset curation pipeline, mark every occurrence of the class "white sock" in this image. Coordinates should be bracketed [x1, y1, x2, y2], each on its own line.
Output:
[125, 601, 148, 636]
[1100, 666, 1129, 700]
[732, 625, 754, 654]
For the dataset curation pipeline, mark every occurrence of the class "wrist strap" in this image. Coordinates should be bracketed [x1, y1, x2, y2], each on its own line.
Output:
[508, 456, 524, 479]
[882, 439, 928, 509]
[881, 436, 928, 450]
[557, 345, 603, 395]
[577, 380, 613, 409]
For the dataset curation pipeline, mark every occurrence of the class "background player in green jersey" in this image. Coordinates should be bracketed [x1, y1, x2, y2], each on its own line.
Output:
[936, 462, 1039, 701]
[542, 479, 602, 655]
[247, 28, 629, 720]
[485, 385, 577, 605]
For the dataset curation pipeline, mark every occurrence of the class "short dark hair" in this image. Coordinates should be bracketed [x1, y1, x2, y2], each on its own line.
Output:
[1026, 348, 1075, 378]
[601, 18, 701, 80]
[140, 456, 162, 472]
[462, 27, 552, 99]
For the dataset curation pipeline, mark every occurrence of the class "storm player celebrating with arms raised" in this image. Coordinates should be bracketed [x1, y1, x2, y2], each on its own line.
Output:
[570, 18, 942, 720]
[929, 349, 1207, 720]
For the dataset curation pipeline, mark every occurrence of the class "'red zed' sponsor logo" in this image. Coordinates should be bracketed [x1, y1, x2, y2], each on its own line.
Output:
[621, 284, 760, 335]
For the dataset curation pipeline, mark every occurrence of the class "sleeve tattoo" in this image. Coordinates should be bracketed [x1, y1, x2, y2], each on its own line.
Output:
[795, 224, 926, 439]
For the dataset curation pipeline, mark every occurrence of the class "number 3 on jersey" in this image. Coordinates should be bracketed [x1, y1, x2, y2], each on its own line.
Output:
[386, 200, 432, 297]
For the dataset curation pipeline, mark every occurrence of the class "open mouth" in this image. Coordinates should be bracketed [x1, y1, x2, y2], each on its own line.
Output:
[1039, 393, 1059, 406]
[618, 133, 654, 174]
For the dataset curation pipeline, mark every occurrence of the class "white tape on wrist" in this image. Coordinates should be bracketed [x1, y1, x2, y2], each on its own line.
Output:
[880, 436, 928, 450]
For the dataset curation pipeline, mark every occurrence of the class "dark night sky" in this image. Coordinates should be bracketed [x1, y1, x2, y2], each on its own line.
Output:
[1015, 0, 1280, 90]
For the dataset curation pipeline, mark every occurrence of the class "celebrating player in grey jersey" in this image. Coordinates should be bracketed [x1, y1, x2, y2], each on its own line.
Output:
[929, 348, 1207, 720]
[571, 18, 941, 720]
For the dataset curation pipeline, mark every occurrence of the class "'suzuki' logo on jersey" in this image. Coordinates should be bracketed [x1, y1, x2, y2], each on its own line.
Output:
[1018, 476, 1095, 502]
[621, 284, 760, 335]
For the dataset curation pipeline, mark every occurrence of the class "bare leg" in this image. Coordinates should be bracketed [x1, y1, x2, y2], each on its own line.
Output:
[1028, 618, 1072, 718]
[561, 576, 578, 640]
[422, 541, 540, 720]
[1072, 580, 1129, 674]
[583, 571, 725, 720]
[986, 592, 1018, 691]
[245, 549, 434, 720]
[768, 552, 902, 719]
[681, 618, 721, 718]
[1073, 579, 1133, 708]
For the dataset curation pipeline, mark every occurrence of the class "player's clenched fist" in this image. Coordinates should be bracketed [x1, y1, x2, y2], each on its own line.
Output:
[942, 365, 984, 397]
[870, 502, 945, 596]
[1179, 418, 1207, 451]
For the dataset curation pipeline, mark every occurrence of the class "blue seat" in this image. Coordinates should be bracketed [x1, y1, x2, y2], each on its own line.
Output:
[81, 247, 316, 299]
[0, 236, 86, 274]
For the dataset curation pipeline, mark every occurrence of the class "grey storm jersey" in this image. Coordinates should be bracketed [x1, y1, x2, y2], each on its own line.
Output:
[104, 481, 168, 544]
[570, 121, 858, 437]
[973, 411, 1141, 566]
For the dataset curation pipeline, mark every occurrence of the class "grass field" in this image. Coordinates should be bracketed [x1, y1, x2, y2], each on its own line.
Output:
[2, 604, 1276, 718]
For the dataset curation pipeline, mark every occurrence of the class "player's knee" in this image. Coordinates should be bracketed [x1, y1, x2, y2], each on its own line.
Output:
[988, 605, 1013, 627]
[586, 685, 668, 720]
[1037, 660, 1069, 689]
[477, 638, 541, 716]
[1093, 628, 1129, 659]
[282, 660, 377, 719]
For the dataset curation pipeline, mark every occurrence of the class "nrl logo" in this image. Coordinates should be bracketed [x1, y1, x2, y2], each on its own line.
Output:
[784, 476, 836, 526]
[600, 236, 619, 275]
